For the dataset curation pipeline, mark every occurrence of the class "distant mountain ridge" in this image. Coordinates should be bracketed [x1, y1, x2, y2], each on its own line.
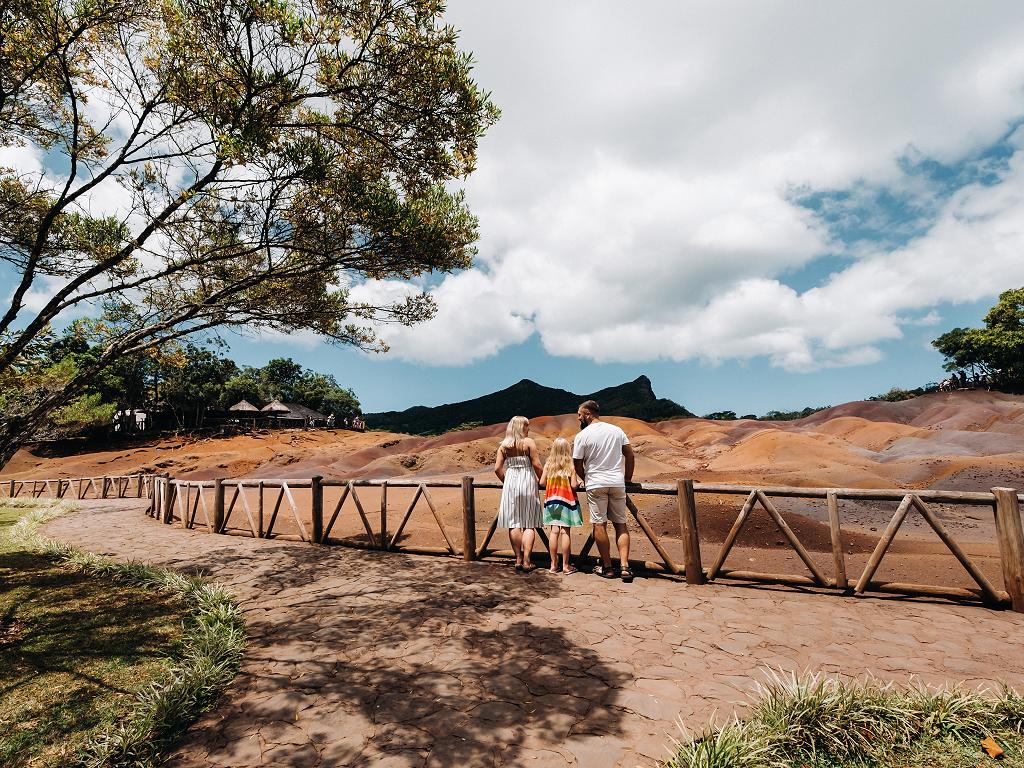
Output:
[364, 375, 694, 435]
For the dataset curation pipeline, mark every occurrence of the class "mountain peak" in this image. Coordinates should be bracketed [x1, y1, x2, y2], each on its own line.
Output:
[366, 376, 694, 435]
[630, 374, 654, 394]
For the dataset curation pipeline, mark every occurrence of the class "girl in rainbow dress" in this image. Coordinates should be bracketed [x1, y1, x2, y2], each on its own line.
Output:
[540, 437, 584, 574]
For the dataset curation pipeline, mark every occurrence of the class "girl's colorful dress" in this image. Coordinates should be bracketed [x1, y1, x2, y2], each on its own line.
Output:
[543, 474, 583, 527]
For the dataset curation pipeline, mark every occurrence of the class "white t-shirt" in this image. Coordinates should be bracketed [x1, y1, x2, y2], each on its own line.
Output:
[572, 421, 630, 489]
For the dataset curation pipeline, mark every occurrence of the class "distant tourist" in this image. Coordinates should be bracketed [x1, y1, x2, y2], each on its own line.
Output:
[540, 437, 583, 574]
[572, 400, 636, 582]
[494, 415, 544, 572]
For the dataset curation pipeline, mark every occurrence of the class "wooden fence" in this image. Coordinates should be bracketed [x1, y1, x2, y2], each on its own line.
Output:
[2, 473, 151, 501]
[136, 475, 1024, 614]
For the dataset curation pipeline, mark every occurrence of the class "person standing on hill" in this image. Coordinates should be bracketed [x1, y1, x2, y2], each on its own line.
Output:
[572, 400, 635, 582]
[494, 415, 544, 572]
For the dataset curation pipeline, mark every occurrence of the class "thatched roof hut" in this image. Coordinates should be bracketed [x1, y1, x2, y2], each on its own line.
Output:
[278, 402, 329, 422]
[229, 399, 259, 412]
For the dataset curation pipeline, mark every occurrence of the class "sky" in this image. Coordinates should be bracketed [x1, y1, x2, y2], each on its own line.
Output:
[9, 2, 1024, 416]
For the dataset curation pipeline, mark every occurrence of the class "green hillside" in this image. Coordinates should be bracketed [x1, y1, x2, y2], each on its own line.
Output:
[365, 375, 694, 435]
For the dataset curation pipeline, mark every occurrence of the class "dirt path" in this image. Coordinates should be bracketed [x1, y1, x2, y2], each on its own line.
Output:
[44, 501, 1024, 768]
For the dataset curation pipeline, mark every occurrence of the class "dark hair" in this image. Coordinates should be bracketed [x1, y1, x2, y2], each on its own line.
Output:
[579, 399, 600, 415]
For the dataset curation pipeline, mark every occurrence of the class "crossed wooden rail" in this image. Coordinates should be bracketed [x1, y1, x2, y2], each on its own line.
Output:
[6, 470, 1021, 612]
[2, 474, 150, 501]
[137, 474, 1024, 613]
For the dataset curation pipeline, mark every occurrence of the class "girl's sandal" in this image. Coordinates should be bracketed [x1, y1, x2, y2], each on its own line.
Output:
[562, 567, 578, 575]
[620, 567, 634, 583]
[514, 563, 524, 572]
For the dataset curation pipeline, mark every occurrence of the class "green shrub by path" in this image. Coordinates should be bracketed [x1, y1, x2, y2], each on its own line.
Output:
[665, 671, 1024, 768]
[1, 502, 245, 767]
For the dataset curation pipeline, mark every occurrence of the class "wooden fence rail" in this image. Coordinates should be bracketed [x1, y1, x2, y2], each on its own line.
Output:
[1, 473, 151, 501]
[11, 470, 1022, 613]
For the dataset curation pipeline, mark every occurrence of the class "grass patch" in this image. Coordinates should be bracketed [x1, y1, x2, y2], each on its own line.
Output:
[0, 502, 244, 767]
[665, 671, 1024, 768]
[0, 505, 26, 538]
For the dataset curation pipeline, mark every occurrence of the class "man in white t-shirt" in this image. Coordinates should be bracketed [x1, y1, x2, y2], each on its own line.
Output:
[572, 399, 635, 582]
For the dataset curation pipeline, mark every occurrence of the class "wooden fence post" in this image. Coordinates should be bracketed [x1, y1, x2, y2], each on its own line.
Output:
[992, 487, 1024, 612]
[379, 480, 388, 550]
[311, 476, 324, 545]
[8, 479, 13, 498]
[101, 476, 109, 499]
[461, 475, 477, 561]
[213, 478, 225, 533]
[258, 481, 265, 538]
[162, 475, 174, 524]
[676, 479, 705, 584]
[827, 490, 848, 590]
[136, 474, 144, 498]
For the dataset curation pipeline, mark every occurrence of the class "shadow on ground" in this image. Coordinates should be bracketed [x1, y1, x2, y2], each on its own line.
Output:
[171, 543, 630, 766]
[0, 550, 182, 767]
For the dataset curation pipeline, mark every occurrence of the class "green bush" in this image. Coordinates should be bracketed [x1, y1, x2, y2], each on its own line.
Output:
[665, 671, 1024, 768]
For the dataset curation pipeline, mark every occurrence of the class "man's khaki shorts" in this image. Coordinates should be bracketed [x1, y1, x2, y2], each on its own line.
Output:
[586, 486, 627, 525]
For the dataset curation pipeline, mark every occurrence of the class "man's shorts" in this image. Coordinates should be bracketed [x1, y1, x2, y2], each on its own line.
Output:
[586, 486, 627, 525]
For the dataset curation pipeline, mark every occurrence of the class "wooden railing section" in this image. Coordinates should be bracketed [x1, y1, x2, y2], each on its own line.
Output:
[2, 473, 151, 501]
[682, 483, 1018, 608]
[7, 471, 1022, 613]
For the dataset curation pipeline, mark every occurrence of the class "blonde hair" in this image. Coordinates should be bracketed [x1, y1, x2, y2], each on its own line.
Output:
[501, 415, 529, 451]
[543, 437, 573, 481]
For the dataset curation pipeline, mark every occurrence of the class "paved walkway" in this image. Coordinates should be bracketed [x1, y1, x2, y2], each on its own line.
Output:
[44, 502, 1024, 768]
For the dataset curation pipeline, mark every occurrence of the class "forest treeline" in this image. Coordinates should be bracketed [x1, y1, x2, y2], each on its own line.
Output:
[0, 321, 359, 440]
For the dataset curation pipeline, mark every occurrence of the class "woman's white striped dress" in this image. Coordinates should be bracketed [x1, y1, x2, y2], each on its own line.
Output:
[497, 455, 543, 528]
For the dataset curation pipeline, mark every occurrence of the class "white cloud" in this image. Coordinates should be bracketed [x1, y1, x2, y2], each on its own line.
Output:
[0, 144, 45, 177]
[348, 271, 533, 365]
[360, 1, 1024, 369]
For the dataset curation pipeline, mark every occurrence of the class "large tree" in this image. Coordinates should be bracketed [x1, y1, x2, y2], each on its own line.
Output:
[932, 287, 1024, 388]
[0, 0, 497, 465]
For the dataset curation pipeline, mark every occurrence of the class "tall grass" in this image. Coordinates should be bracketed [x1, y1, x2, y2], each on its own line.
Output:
[6, 502, 245, 767]
[665, 671, 1024, 768]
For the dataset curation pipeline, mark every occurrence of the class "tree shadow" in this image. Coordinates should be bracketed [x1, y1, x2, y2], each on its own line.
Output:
[0, 549, 183, 766]
[711, 575, 993, 610]
[0, 552, 181, 690]
[170, 542, 632, 767]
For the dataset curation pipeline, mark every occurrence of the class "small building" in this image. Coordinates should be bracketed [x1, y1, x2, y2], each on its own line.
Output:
[261, 399, 290, 417]
[261, 400, 330, 428]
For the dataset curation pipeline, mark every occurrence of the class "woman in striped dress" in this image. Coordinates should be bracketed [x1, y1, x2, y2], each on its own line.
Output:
[494, 415, 544, 571]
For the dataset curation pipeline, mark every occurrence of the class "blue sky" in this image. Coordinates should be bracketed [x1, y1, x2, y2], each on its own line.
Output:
[223, 298, 989, 417]
[5, 2, 1024, 418]
[233, 3, 1024, 415]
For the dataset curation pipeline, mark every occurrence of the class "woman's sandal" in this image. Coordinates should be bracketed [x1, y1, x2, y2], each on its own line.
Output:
[562, 567, 579, 575]
[592, 564, 617, 579]
[514, 563, 524, 572]
[620, 566, 635, 583]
